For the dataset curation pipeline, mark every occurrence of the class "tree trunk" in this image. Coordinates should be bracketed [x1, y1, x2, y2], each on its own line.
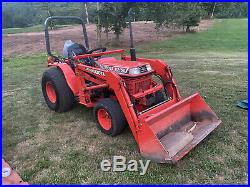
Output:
[96, 2, 102, 47]
[210, 3, 216, 19]
[82, 3, 89, 24]
[85, 3, 89, 24]
[48, 10, 54, 30]
[114, 32, 120, 46]
[46, 3, 55, 30]
[105, 27, 109, 44]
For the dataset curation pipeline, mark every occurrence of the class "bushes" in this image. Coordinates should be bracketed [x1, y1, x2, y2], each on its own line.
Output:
[2, 2, 248, 30]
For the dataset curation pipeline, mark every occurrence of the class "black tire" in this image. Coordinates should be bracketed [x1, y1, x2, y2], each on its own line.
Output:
[93, 98, 126, 136]
[41, 67, 74, 112]
[154, 91, 165, 104]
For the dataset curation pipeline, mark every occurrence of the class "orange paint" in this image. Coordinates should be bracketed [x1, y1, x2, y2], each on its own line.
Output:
[44, 50, 221, 163]
[2, 159, 28, 185]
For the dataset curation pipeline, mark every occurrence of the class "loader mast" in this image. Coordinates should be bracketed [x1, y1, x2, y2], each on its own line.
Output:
[128, 8, 136, 61]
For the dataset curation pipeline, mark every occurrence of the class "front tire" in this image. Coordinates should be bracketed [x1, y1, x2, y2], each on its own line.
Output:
[41, 67, 74, 112]
[93, 98, 126, 136]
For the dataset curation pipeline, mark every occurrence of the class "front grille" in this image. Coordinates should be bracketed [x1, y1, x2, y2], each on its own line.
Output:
[134, 79, 151, 93]
[138, 65, 148, 73]
[125, 76, 152, 95]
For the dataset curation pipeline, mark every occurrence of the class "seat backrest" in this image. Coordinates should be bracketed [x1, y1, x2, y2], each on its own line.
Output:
[63, 40, 87, 59]
[67, 43, 87, 59]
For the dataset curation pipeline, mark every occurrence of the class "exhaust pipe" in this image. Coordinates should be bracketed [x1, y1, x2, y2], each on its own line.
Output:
[128, 8, 136, 61]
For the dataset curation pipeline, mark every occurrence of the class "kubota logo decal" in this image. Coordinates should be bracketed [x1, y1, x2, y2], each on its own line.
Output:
[100, 65, 128, 74]
[85, 67, 105, 76]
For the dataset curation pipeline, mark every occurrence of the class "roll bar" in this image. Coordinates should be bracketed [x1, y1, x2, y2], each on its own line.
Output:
[44, 16, 89, 58]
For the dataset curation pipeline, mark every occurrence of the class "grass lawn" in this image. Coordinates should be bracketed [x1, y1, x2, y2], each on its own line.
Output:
[2, 19, 248, 184]
[2, 24, 68, 35]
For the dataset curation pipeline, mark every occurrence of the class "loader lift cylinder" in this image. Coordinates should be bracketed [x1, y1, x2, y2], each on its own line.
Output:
[128, 8, 136, 61]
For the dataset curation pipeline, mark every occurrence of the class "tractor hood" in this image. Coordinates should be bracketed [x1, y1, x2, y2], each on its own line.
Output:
[97, 57, 153, 75]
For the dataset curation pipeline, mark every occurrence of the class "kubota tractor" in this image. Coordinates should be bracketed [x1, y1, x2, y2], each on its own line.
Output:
[41, 11, 221, 163]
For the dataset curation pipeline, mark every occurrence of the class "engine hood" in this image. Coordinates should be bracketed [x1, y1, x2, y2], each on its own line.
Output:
[97, 57, 148, 68]
[97, 57, 152, 75]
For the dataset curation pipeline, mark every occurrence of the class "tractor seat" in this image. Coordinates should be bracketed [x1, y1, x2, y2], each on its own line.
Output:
[63, 40, 95, 66]
[63, 41, 88, 59]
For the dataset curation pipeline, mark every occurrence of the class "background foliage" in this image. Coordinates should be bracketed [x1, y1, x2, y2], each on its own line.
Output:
[2, 2, 248, 29]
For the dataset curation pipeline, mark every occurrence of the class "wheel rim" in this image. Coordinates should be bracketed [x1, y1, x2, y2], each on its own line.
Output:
[46, 81, 57, 103]
[97, 109, 112, 130]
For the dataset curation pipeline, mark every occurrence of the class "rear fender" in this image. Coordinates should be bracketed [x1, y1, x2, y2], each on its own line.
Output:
[49, 63, 81, 96]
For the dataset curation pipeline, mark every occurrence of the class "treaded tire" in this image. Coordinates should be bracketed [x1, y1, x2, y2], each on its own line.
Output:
[41, 67, 74, 112]
[93, 98, 126, 136]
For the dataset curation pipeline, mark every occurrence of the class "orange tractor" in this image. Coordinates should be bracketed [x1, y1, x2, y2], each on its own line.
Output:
[42, 12, 221, 163]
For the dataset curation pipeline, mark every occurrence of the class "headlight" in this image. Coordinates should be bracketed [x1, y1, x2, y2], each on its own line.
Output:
[146, 64, 152, 71]
[129, 67, 141, 75]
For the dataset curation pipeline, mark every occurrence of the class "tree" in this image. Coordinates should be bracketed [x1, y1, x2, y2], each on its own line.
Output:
[201, 3, 217, 19]
[97, 3, 112, 44]
[98, 3, 135, 44]
[84, 3, 89, 24]
[142, 3, 204, 32]
[96, 3, 102, 47]
[2, 2, 248, 30]
[41, 3, 55, 29]
[179, 3, 204, 32]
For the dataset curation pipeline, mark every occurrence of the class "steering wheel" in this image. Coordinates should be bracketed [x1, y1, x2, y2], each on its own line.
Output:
[87, 47, 107, 54]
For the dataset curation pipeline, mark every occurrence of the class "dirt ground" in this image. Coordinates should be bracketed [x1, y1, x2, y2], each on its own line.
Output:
[2, 20, 214, 58]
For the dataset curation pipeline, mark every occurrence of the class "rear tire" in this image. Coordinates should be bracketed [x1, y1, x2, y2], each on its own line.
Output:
[41, 67, 74, 112]
[93, 98, 126, 136]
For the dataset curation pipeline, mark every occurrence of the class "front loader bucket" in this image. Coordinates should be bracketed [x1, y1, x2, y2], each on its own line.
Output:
[137, 93, 221, 163]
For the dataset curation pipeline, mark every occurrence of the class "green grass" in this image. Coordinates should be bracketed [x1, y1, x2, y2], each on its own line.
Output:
[144, 19, 248, 53]
[2, 19, 248, 184]
[2, 24, 68, 35]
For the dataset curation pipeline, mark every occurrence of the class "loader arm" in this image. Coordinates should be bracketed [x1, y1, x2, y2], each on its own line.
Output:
[103, 70, 180, 163]
[104, 71, 140, 143]
[112, 57, 221, 163]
